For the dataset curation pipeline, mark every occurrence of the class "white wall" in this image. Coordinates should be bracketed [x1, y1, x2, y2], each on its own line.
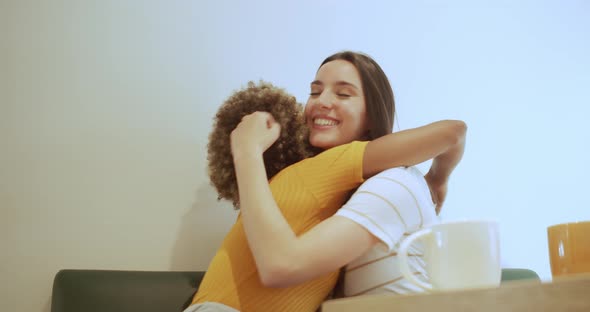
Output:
[2, 1, 589, 311]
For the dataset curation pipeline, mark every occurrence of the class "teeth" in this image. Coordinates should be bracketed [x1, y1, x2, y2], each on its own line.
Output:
[314, 118, 338, 126]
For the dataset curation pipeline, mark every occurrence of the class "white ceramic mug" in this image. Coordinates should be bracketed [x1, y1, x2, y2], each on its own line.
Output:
[398, 220, 501, 291]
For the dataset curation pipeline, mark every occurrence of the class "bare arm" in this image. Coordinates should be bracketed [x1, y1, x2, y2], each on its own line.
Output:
[231, 112, 466, 287]
[363, 120, 467, 178]
[364, 119, 467, 213]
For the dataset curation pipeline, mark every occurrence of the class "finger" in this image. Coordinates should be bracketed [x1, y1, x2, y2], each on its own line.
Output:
[263, 112, 277, 128]
[435, 198, 445, 215]
[269, 121, 281, 139]
[266, 116, 275, 129]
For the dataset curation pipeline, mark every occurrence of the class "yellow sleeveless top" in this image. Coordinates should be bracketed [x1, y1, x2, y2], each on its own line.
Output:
[192, 141, 368, 312]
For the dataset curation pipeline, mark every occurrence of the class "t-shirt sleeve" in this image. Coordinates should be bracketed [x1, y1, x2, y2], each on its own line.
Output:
[298, 141, 368, 204]
[335, 167, 434, 252]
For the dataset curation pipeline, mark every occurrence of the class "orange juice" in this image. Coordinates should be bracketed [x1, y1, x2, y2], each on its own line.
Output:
[548, 221, 590, 277]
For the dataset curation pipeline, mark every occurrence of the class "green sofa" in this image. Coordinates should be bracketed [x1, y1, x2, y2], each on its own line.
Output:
[51, 269, 540, 312]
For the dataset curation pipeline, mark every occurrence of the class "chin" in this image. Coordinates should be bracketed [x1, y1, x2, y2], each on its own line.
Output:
[310, 136, 338, 150]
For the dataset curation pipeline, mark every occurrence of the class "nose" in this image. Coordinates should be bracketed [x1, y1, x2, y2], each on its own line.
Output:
[316, 91, 334, 109]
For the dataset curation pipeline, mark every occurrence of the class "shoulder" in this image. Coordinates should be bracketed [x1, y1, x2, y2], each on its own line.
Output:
[292, 141, 368, 179]
[312, 141, 369, 163]
[269, 141, 369, 190]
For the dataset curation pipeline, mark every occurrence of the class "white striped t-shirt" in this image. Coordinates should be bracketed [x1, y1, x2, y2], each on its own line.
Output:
[335, 166, 440, 296]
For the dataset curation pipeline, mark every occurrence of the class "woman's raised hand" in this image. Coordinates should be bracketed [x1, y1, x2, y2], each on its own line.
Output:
[230, 111, 281, 158]
[424, 171, 448, 215]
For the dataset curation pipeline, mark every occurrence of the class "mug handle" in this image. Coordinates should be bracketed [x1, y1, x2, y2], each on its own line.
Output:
[398, 228, 433, 291]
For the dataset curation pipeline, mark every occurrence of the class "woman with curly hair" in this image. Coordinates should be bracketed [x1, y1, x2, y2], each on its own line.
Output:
[206, 80, 318, 210]
[188, 51, 466, 312]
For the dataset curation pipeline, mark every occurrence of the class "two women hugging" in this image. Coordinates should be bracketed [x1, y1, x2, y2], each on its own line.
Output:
[188, 51, 466, 312]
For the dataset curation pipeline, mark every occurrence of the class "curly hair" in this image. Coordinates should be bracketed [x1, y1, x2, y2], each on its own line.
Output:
[207, 81, 319, 209]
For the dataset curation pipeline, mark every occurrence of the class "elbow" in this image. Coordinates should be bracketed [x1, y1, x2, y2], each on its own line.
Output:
[260, 272, 288, 288]
[446, 120, 467, 145]
[258, 260, 299, 288]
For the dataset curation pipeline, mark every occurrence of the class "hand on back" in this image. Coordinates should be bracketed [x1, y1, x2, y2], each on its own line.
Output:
[424, 172, 448, 215]
[231, 111, 281, 158]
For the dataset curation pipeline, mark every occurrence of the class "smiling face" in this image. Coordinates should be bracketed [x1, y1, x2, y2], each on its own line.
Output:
[304, 60, 369, 150]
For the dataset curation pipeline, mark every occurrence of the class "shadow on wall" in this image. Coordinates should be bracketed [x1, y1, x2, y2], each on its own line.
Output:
[170, 181, 237, 271]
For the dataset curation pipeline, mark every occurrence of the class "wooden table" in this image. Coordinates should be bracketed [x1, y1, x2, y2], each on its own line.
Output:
[322, 273, 590, 312]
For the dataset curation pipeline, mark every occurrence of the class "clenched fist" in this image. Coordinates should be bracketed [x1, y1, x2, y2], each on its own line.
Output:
[230, 111, 281, 159]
